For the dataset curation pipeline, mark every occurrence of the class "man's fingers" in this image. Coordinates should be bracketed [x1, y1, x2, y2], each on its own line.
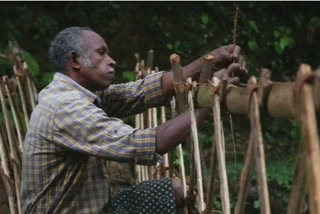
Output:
[231, 45, 241, 62]
[228, 77, 240, 84]
[226, 63, 242, 76]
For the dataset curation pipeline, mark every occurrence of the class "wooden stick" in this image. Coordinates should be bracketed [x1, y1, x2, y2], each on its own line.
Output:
[0, 53, 8, 59]
[3, 77, 24, 152]
[210, 77, 231, 214]
[234, 134, 255, 214]
[297, 64, 320, 214]
[15, 75, 29, 127]
[0, 170, 17, 214]
[248, 77, 271, 214]
[170, 54, 191, 213]
[26, 74, 36, 109]
[286, 146, 307, 214]
[0, 129, 11, 179]
[187, 77, 205, 212]
[0, 83, 22, 214]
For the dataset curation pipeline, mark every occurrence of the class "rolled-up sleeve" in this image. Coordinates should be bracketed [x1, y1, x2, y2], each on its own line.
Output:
[53, 99, 159, 165]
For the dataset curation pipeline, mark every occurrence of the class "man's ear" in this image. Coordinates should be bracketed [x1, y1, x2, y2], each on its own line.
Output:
[68, 51, 81, 70]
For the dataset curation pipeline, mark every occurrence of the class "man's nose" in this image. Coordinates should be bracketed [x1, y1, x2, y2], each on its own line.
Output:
[107, 55, 116, 68]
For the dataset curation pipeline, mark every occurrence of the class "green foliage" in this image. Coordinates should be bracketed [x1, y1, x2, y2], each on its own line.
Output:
[23, 50, 40, 78]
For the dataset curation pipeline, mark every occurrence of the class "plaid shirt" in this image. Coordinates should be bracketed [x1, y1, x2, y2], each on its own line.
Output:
[21, 71, 168, 214]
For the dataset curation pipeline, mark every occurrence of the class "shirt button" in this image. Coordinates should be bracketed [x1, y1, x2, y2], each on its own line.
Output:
[113, 129, 118, 134]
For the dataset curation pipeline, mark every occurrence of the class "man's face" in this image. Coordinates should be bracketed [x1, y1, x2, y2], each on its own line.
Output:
[79, 30, 116, 91]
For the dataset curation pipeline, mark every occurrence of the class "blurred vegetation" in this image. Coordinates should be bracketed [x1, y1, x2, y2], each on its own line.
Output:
[0, 2, 319, 213]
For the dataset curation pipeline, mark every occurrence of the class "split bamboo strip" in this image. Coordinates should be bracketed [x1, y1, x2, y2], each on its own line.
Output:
[0, 171, 17, 214]
[160, 105, 170, 178]
[15, 76, 29, 127]
[248, 77, 270, 214]
[211, 77, 231, 214]
[297, 64, 320, 214]
[26, 74, 36, 109]
[134, 54, 142, 184]
[3, 77, 24, 152]
[134, 113, 141, 184]
[31, 77, 38, 103]
[0, 129, 10, 179]
[187, 77, 205, 212]
[234, 134, 255, 214]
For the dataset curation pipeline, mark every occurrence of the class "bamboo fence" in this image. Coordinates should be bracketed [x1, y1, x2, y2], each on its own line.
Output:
[0, 43, 320, 214]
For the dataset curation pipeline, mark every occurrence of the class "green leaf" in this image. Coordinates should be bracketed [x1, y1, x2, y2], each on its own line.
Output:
[201, 14, 209, 25]
[253, 200, 260, 209]
[279, 36, 295, 51]
[249, 20, 259, 33]
[248, 39, 258, 51]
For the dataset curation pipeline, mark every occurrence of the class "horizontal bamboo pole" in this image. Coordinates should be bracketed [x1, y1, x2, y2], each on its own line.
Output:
[197, 82, 303, 119]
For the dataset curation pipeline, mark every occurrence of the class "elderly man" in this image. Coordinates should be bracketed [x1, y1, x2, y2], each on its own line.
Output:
[21, 26, 246, 214]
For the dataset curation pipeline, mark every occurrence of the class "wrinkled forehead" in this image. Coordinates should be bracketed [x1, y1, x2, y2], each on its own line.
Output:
[82, 30, 109, 52]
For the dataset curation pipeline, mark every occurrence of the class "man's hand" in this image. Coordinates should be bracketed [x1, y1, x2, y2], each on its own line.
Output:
[209, 44, 243, 70]
[214, 62, 247, 85]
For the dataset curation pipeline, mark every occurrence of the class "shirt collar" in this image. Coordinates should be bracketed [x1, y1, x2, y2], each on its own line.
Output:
[54, 72, 102, 105]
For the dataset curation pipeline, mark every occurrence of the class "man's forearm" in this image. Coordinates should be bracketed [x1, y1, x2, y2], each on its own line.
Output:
[162, 56, 204, 96]
[155, 108, 210, 155]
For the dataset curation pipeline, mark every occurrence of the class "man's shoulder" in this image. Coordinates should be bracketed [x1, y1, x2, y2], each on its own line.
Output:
[34, 81, 89, 118]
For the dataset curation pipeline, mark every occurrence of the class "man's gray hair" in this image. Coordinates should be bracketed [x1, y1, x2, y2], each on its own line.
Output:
[48, 26, 93, 71]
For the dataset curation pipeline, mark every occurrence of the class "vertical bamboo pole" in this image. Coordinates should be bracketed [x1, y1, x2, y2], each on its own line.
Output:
[0, 83, 22, 214]
[210, 77, 231, 214]
[26, 74, 36, 109]
[248, 77, 271, 214]
[187, 77, 205, 212]
[15, 75, 29, 128]
[169, 54, 189, 212]
[296, 64, 320, 214]
[286, 147, 307, 214]
[0, 171, 17, 214]
[234, 134, 255, 214]
[3, 76, 24, 152]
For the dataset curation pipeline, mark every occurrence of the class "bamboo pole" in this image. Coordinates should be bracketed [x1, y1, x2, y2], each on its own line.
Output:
[234, 134, 255, 214]
[296, 64, 320, 214]
[248, 77, 271, 214]
[0, 126, 10, 179]
[15, 75, 29, 127]
[210, 77, 231, 214]
[0, 170, 17, 214]
[3, 77, 24, 152]
[197, 82, 300, 119]
[0, 83, 22, 214]
[169, 54, 190, 213]
[187, 77, 205, 212]
[286, 146, 307, 214]
[26, 74, 36, 109]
